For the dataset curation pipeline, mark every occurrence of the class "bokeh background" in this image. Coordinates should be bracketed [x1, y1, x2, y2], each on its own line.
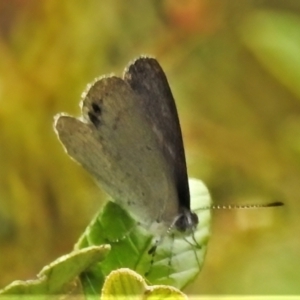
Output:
[0, 0, 299, 295]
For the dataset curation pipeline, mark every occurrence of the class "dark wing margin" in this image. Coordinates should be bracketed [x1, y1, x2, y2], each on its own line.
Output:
[123, 56, 190, 209]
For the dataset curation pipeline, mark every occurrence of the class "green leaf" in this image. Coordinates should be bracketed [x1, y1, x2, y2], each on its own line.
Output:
[76, 178, 211, 294]
[0, 245, 110, 298]
[101, 268, 187, 300]
[240, 10, 300, 99]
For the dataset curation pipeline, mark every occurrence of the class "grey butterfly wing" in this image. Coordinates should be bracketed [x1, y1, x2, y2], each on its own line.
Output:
[124, 57, 190, 210]
[54, 76, 179, 230]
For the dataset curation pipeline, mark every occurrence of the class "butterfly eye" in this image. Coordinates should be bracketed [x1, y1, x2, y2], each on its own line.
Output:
[174, 211, 199, 233]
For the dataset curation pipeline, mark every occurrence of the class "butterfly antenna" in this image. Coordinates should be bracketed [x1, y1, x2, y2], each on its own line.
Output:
[196, 201, 284, 211]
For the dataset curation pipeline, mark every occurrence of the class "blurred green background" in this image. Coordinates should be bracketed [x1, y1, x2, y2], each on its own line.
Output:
[0, 0, 299, 295]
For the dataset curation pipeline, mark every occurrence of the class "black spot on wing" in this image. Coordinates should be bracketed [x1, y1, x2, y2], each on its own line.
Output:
[92, 102, 102, 114]
[88, 101, 103, 127]
[88, 112, 100, 126]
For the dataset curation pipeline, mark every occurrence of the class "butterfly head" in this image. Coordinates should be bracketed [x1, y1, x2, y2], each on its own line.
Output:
[171, 208, 199, 236]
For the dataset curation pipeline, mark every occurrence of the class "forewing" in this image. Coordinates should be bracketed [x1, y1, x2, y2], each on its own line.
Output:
[54, 76, 179, 228]
[124, 57, 190, 209]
